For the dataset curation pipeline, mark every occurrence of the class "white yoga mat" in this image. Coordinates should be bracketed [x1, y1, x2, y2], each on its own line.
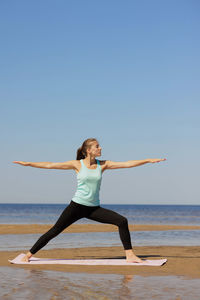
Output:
[9, 253, 167, 266]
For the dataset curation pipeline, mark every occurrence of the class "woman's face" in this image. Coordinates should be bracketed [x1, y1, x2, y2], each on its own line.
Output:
[87, 141, 102, 157]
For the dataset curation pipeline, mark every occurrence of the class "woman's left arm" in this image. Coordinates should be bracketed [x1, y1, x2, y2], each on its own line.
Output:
[103, 158, 166, 170]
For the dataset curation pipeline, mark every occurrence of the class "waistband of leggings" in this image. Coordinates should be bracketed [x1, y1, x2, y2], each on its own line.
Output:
[70, 200, 100, 208]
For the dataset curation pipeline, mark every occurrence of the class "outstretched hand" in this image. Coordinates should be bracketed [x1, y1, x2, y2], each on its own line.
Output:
[13, 161, 29, 166]
[149, 158, 167, 163]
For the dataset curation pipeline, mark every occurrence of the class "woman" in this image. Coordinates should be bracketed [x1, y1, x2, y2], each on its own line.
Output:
[13, 138, 166, 263]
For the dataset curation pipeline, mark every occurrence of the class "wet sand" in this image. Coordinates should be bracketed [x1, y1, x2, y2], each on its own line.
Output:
[1, 223, 200, 234]
[2, 246, 200, 279]
[1, 224, 200, 279]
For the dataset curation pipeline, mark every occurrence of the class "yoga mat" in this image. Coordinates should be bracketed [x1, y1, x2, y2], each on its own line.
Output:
[9, 253, 167, 266]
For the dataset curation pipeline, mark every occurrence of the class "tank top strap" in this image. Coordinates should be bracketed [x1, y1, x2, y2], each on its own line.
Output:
[96, 159, 101, 167]
[96, 159, 102, 171]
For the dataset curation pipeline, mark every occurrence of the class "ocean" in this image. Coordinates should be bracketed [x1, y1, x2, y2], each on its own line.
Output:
[1, 203, 200, 225]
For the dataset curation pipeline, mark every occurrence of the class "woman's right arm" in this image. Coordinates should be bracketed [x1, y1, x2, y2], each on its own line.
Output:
[13, 160, 78, 170]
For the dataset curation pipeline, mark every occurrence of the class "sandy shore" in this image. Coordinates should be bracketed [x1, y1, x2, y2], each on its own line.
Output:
[1, 224, 200, 279]
[1, 246, 200, 279]
[1, 223, 200, 234]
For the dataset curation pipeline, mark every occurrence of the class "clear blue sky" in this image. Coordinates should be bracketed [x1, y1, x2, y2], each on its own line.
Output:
[1, 0, 199, 204]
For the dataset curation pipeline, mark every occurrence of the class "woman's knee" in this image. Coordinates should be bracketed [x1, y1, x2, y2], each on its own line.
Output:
[117, 216, 128, 228]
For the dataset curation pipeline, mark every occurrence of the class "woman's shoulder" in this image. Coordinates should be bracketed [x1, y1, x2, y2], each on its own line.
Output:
[98, 159, 108, 172]
[73, 160, 82, 173]
[98, 159, 106, 165]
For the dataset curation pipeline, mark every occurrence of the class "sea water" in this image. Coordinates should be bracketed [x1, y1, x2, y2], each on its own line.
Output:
[1, 203, 200, 225]
[1, 267, 200, 300]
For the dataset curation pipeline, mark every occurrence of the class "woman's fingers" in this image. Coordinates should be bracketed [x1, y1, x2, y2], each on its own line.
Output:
[13, 161, 26, 165]
[151, 158, 167, 163]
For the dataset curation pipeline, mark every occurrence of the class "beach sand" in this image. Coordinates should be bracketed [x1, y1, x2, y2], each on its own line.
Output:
[1, 223, 200, 234]
[1, 224, 200, 279]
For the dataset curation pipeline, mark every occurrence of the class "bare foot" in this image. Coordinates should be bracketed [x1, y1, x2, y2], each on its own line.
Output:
[21, 252, 32, 262]
[126, 255, 143, 263]
[125, 249, 143, 263]
[21, 255, 30, 262]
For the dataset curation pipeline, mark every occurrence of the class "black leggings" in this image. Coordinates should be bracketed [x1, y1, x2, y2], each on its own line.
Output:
[29, 200, 133, 254]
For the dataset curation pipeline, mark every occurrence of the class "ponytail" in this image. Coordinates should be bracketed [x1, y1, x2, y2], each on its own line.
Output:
[76, 138, 98, 160]
[76, 146, 86, 160]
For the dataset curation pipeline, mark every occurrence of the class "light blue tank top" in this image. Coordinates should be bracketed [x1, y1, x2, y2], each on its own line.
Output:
[72, 159, 102, 206]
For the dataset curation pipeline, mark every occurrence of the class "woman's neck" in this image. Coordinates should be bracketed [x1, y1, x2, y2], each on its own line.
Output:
[84, 156, 96, 166]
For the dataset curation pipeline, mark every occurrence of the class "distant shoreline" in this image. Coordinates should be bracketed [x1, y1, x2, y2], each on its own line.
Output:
[1, 223, 200, 234]
[1, 203, 200, 206]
